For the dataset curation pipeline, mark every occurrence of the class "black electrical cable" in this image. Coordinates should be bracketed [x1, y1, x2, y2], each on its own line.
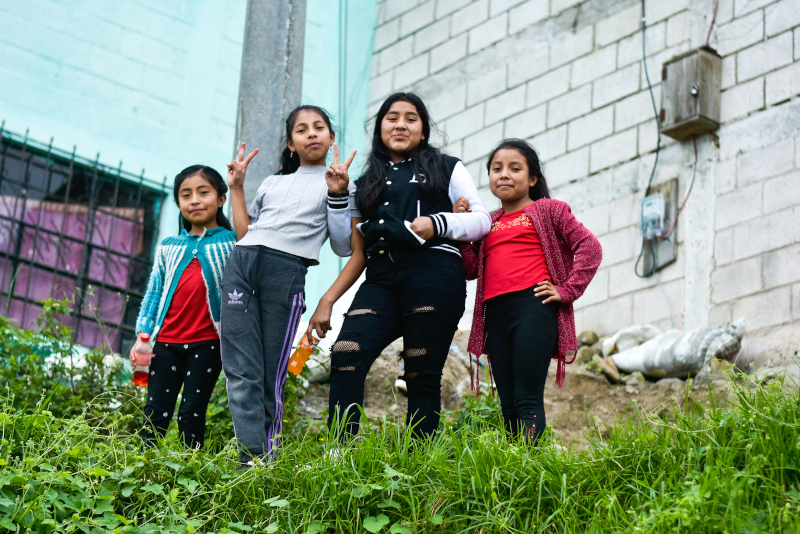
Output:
[633, 236, 649, 277]
[705, 0, 720, 47]
[635, 134, 699, 280]
[634, 0, 664, 279]
[641, 0, 661, 197]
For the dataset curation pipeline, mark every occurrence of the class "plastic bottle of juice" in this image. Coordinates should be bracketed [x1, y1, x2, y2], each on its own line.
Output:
[132, 333, 153, 387]
[287, 333, 319, 375]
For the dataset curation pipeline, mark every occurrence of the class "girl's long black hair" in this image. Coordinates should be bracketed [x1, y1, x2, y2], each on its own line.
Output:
[173, 165, 233, 232]
[277, 105, 334, 175]
[357, 93, 447, 219]
[486, 139, 551, 201]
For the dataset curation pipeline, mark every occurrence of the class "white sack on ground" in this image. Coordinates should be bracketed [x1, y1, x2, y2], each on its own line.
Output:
[602, 324, 663, 357]
[305, 355, 331, 383]
[610, 318, 746, 379]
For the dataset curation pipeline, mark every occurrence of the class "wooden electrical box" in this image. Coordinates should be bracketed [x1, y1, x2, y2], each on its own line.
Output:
[659, 46, 722, 140]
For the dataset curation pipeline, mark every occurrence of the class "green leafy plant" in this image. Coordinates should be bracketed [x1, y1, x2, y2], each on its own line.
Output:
[2, 306, 800, 533]
[0, 299, 140, 426]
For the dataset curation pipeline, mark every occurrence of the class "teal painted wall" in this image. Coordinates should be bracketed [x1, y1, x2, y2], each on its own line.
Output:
[0, 0, 248, 237]
[301, 0, 376, 318]
[0, 0, 375, 319]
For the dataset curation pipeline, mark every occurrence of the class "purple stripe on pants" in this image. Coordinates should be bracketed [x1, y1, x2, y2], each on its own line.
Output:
[265, 291, 304, 459]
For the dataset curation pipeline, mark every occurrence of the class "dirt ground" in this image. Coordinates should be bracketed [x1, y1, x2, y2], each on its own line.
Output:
[295, 338, 468, 424]
[295, 330, 717, 447]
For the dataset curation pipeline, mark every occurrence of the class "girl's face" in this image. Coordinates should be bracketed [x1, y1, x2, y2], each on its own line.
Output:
[488, 148, 538, 203]
[287, 110, 334, 165]
[178, 174, 225, 230]
[381, 100, 425, 161]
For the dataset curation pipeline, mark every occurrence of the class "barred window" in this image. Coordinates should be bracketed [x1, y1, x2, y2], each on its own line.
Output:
[0, 128, 167, 352]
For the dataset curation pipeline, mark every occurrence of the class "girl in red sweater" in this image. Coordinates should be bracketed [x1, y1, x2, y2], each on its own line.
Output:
[459, 139, 602, 442]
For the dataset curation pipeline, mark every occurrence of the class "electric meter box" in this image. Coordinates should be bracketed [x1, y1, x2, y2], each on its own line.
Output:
[640, 193, 666, 240]
[659, 46, 722, 140]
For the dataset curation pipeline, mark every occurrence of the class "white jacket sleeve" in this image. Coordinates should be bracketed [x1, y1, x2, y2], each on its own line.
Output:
[427, 161, 491, 242]
[326, 181, 355, 257]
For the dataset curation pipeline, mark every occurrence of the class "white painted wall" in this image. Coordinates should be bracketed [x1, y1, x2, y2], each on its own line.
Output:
[368, 0, 800, 351]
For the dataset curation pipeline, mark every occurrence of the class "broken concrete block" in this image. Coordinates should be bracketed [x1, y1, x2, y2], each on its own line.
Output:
[592, 354, 621, 384]
[576, 345, 600, 364]
[578, 330, 599, 346]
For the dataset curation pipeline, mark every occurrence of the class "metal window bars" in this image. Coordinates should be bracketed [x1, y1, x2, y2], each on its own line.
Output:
[0, 124, 168, 353]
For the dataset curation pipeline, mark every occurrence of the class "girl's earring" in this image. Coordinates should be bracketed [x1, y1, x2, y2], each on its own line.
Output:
[290, 150, 295, 159]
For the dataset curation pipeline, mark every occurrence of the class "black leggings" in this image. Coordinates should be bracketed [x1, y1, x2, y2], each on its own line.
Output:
[328, 251, 466, 440]
[140, 339, 222, 449]
[485, 286, 559, 442]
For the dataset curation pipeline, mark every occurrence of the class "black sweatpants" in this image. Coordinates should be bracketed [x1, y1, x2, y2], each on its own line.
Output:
[219, 246, 307, 464]
[485, 286, 559, 442]
[328, 250, 466, 440]
[140, 339, 222, 449]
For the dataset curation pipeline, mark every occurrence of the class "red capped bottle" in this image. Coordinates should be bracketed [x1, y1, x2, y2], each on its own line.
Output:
[132, 333, 153, 387]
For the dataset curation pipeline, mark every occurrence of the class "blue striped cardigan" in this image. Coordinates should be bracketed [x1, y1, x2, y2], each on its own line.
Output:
[135, 226, 236, 339]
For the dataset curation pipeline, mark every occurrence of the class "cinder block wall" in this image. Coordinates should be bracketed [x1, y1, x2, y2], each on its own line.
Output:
[369, 0, 800, 342]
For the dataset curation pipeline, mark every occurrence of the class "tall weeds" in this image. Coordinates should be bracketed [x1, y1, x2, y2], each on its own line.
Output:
[1, 378, 799, 533]
[1, 303, 799, 533]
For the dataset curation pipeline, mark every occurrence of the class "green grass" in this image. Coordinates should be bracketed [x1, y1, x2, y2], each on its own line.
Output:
[1, 302, 799, 533]
[1, 378, 799, 534]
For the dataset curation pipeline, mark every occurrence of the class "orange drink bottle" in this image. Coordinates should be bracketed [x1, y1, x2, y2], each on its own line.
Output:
[132, 333, 153, 387]
[287, 333, 319, 375]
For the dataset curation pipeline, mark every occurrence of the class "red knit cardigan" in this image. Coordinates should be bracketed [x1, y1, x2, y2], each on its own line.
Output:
[462, 198, 602, 388]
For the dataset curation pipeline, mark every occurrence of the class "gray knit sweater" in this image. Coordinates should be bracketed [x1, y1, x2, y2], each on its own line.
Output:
[236, 165, 354, 264]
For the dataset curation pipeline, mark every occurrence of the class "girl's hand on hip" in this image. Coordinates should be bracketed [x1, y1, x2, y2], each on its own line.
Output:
[534, 280, 562, 304]
[410, 217, 434, 240]
[325, 143, 357, 194]
[453, 196, 471, 213]
[308, 300, 333, 339]
[227, 142, 259, 189]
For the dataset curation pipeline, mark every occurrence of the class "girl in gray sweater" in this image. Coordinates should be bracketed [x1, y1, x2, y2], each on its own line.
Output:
[221, 105, 356, 467]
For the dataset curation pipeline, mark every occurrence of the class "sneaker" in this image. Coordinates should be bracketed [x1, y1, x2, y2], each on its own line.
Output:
[394, 378, 407, 392]
[298, 447, 343, 470]
[325, 447, 343, 462]
[237, 458, 266, 471]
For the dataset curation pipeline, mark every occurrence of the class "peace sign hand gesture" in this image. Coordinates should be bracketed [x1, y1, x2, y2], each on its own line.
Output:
[227, 142, 259, 189]
[325, 143, 356, 194]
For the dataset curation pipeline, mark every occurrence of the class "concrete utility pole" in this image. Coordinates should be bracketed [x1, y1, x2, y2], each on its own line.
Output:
[234, 0, 307, 201]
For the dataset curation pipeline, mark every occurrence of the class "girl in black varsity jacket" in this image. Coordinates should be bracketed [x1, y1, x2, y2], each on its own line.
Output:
[307, 92, 491, 441]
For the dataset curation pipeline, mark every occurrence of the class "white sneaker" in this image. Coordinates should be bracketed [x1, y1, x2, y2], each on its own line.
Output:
[299, 447, 344, 470]
[325, 447, 343, 462]
[394, 378, 407, 392]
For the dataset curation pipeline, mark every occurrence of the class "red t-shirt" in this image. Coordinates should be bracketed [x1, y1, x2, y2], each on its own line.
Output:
[483, 209, 551, 302]
[157, 258, 219, 343]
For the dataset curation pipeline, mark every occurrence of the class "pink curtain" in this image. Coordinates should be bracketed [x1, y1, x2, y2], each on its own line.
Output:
[0, 196, 144, 348]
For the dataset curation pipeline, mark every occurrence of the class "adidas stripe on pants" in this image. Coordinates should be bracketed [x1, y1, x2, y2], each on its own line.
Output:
[219, 245, 307, 464]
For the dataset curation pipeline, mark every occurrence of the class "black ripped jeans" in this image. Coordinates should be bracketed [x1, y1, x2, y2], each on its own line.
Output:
[328, 250, 466, 440]
[485, 286, 559, 443]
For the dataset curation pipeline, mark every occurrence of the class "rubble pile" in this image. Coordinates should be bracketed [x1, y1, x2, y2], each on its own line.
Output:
[293, 318, 798, 446]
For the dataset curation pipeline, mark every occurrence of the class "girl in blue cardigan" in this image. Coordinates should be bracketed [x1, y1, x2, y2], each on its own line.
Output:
[133, 165, 237, 449]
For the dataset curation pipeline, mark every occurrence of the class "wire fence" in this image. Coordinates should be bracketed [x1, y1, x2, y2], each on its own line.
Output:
[0, 124, 168, 353]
